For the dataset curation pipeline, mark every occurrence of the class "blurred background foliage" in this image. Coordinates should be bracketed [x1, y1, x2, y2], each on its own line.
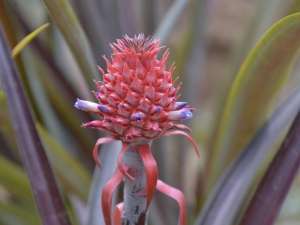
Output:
[0, 0, 300, 225]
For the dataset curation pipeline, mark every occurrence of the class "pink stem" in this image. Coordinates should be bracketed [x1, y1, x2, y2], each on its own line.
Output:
[117, 143, 135, 180]
[156, 179, 187, 225]
[164, 130, 200, 157]
[137, 144, 158, 207]
[113, 202, 124, 225]
[101, 169, 124, 225]
[92, 137, 115, 166]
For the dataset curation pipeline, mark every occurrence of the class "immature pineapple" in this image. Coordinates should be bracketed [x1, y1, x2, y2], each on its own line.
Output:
[75, 34, 193, 144]
[75, 34, 199, 225]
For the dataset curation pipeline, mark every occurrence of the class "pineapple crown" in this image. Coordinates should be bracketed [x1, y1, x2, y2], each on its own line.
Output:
[75, 34, 194, 144]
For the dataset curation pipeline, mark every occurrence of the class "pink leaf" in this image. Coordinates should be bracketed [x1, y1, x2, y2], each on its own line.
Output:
[117, 143, 134, 180]
[113, 202, 124, 225]
[101, 169, 124, 225]
[173, 124, 192, 133]
[92, 137, 115, 166]
[156, 180, 187, 225]
[164, 130, 200, 157]
[137, 144, 158, 207]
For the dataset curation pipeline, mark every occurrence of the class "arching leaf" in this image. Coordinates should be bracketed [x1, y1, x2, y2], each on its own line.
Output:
[0, 28, 72, 225]
[208, 13, 300, 184]
[12, 23, 49, 58]
[0, 155, 32, 202]
[196, 89, 300, 225]
[42, 0, 97, 87]
[37, 124, 91, 200]
[239, 112, 300, 225]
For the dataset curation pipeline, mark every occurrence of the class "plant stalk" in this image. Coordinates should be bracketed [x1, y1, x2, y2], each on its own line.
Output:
[122, 145, 148, 225]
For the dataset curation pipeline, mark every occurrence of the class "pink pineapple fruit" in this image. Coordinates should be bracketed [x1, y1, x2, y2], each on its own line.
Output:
[75, 34, 199, 225]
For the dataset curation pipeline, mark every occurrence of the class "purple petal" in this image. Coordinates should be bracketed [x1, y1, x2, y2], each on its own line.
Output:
[180, 110, 193, 120]
[131, 112, 146, 121]
[74, 98, 101, 113]
[98, 104, 112, 113]
[168, 109, 193, 120]
[175, 102, 188, 110]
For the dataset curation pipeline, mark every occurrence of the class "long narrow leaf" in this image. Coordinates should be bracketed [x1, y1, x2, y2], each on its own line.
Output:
[0, 27, 72, 225]
[1, 89, 92, 200]
[0, 155, 32, 202]
[11, 7, 82, 100]
[71, 0, 110, 55]
[117, 0, 137, 35]
[195, 89, 300, 225]
[2, 84, 91, 201]
[239, 111, 300, 225]
[0, 91, 19, 155]
[37, 124, 91, 200]
[0, 95, 91, 201]
[87, 141, 121, 225]
[12, 23, 49, 58]
[42, 0, 97, 86]
[0, 1, 17, 47]
[154, 0, 189, 43]
[0, 202, 40, 225]
[0, 131, 17, 162]
[208, 12, 300, 185]
[142, 0, 158, 34]
[177, 0, 207, 193]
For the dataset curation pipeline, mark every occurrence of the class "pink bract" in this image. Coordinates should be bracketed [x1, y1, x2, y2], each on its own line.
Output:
[75, 34, 199, 225]
[75, 34, 193, 144]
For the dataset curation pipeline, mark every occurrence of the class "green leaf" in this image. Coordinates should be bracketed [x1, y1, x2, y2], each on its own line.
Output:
[195, 89, 300, 225]
[276, 174, 300, 224]
[154, 0, 188, 43]
[42, 0, 97, 86]
[0, 202, 40, 225]
[0, 155, 32, 201]
[0, 28, 72, 225]
[37, 124, 91, 200]
[86, 141, 121, 225]
[0, 91, 17, 150]
[12, 23, 50, 58]
[26, 51, 94, 152]
[208, 12, 300, 184]
[239, 111, 300, 225]
[0, 91, 91, 200]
